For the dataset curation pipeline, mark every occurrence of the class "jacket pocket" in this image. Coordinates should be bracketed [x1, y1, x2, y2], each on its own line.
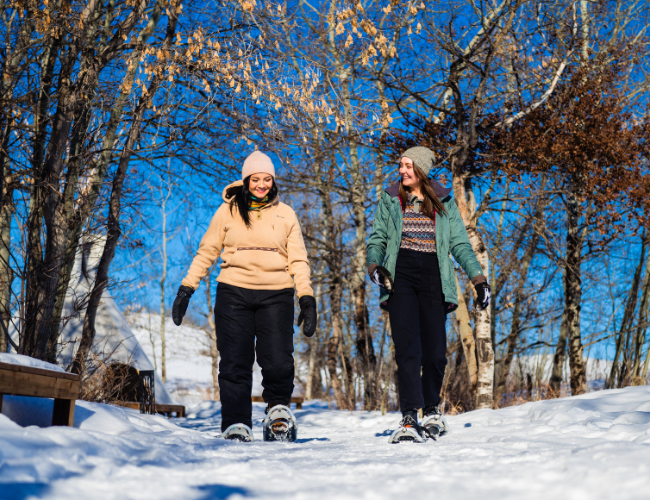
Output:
[236, 247, 279, 252]
[229, 247, 286, 274]
[440, 254, 454, 299]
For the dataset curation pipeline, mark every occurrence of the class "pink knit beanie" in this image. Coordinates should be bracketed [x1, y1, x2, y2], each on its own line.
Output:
[242, 151, 275, 180]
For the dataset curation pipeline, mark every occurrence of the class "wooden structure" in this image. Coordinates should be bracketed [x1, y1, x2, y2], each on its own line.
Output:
[0, 361, 80, 426]
[119, 401, 186, 418]
[138, 370, 155, 414]
[251, 396, 304, 409]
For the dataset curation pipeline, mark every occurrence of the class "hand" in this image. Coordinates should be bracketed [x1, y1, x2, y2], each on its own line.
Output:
[297, 295, 317, 337]
[474, 282, 491, 310]
[369, 265, 394, 292]
[172, 285, 195, 325]
[367, 264, 378, 276]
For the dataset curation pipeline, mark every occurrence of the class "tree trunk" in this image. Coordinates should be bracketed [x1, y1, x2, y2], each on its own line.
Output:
[495, 234, 539, 402]
[330, 34, 375, 408]
[490, 188, 508, 385]
[549, 311, 568, 395]
[305, 334, 318, 400]
[0, 177, 14, 354]
[608, 232, 646, 388]
[454, 275, 478, 397]
[160, 193, 168, 383]
[203, 271, 219, 400]
[71, 146, 131, 375]
[305, 264, 323, 400]
[452, 174, 494, 408]
[347, 119, 376, 410]
[631, 240, 650, 382]
[642, 339, 650, 382]
[327, 276, 348, 409]
[318, 155, 348, 410]
[23, 36, 91, 361]
[147, 312, 157, 371]
[45, 106, 99, 363]
[564, 190, 586, 395]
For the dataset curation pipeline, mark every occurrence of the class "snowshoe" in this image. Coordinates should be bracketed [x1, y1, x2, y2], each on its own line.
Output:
[222, 423, 254, 442]
[388, 413, 426, 444]
[421, 406, 449, 439]
[263, 404, 298, 442]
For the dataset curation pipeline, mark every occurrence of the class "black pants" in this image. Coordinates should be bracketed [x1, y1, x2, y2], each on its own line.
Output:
[215, 282, 295, 431]
[388, 248, 447, 412]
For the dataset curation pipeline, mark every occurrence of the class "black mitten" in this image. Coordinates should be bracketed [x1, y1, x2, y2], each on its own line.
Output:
[370, 265, 394, 292]
[475, 282, 491, 310]
[297, 295, 317, 337]
[172, 285, 195, 326]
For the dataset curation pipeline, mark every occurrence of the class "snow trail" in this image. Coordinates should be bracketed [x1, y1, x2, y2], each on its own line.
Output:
[1, 386, 649, 500]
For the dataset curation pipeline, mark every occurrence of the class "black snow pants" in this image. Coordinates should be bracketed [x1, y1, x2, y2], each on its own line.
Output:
[387, 248, 448, 412]
[214, 282, 295, 431]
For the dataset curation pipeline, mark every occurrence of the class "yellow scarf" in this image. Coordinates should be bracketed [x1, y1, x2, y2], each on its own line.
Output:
[248, 195, 269, 211]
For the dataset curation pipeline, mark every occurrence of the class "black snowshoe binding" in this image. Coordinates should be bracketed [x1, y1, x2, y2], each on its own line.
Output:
[222, 423, 254, 442]
[388, 412, 426, 444]
[421, 406, 449, 439]
[263, 404, 298, 442]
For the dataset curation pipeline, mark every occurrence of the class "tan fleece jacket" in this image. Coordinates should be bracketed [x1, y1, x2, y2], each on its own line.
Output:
[182, 180, 313, 297]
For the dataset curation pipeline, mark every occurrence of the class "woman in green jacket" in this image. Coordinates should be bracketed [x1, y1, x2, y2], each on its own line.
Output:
[366, 146, 490, 442]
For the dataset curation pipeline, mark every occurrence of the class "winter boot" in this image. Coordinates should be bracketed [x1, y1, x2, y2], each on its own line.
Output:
[388, 410, 426, 444]
[263, 404, 298, 442]
[222, 423, 255, 442]
[421, 405, 449, 438]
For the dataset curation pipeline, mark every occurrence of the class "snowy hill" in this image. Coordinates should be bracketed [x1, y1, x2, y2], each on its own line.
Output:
[124, 310, 290, 404]
[1, 385, 649, 499]
[125, 310, 218, 403]
[503, 353, 613, 388]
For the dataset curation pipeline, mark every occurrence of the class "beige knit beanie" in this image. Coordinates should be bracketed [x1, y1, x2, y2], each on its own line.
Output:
[242, 151, 275, 180]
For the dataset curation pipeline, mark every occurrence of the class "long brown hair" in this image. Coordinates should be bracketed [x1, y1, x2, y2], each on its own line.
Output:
[398, 164, 446, 219]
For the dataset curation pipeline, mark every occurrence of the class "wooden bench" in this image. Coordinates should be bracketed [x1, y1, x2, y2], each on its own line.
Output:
[251, 396, 304, 409]
[118, 401, 186, 418]
[0, 361, 80, 427]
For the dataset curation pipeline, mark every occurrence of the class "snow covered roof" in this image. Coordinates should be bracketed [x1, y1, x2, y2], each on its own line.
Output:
[0, 353, 67, 373]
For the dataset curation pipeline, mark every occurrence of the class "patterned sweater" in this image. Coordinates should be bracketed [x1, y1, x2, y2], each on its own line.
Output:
[400, 194, 436, 253]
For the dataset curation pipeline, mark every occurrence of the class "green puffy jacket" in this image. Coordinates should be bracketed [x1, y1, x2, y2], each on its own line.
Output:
[366, 180, 486, 311]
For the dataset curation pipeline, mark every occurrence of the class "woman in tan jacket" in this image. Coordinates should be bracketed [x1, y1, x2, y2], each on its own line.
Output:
[172, 151, 316, 442]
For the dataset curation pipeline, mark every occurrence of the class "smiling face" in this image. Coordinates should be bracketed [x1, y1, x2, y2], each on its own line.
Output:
[248, 173, 274, 199]
[398, 157, 421, 190]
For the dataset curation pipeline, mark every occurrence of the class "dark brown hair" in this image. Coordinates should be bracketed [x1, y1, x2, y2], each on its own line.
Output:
[398, 164, 446, 219]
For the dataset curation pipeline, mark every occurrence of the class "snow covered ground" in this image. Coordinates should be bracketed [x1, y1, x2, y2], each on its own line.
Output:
[1, 385, 649, 500]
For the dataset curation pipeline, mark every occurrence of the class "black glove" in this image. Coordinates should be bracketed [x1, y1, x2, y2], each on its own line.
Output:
[172, 285, 194, 325]
[297, 295, 317, 337]
[475, 282, 491, 310]
[369, 265, 394, 292]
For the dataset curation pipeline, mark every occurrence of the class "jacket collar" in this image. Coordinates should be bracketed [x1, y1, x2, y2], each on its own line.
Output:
[385, 179, 452, 200]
